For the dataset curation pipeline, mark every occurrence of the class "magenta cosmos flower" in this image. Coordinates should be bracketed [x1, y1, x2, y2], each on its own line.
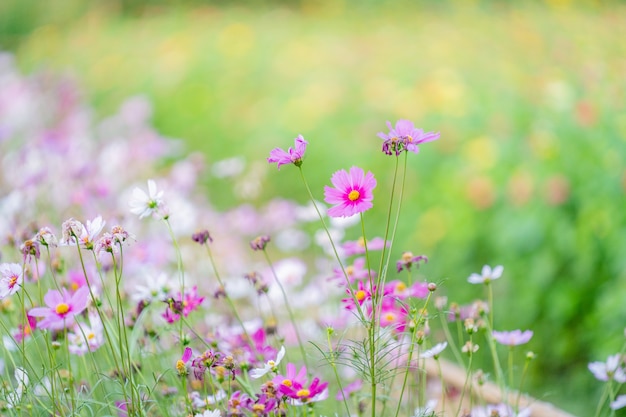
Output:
[28, 287, 90, 331]
[492, 329, 533, 346]
[267, 135, 308, 170]
[324, 166, 376, 218]
[378, 120, 440, 155]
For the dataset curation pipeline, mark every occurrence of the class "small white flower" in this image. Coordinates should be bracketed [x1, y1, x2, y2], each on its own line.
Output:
[611, 394, 626, 410]
[420, 342, 448, 359]
[249, 346, 286, 379]
[129, 179, 166, 219]
[414, 399, 437, 417]
[195, 410, 222, 417]
[468, 265, 504, 284]
[6, 367, 28, 408]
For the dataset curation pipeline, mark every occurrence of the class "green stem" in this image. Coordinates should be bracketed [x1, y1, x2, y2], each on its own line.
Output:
[261, 249, 310, 371]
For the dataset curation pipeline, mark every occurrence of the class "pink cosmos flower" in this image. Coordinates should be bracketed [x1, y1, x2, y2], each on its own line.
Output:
[0, 263, 23, 299]
[162, 286, 204, 323]
[329, 257, 372, 285]
[28, 286, 90, 331]
[377, 120, 440, 156]
[324, 166, 376, 218]
[267, 135, 308, 170]
[342, 237, 389, 256]
[492, 329, 534, 346]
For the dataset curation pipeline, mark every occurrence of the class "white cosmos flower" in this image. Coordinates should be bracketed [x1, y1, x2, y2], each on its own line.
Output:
[420, 342, 448, 359]
[249, 346, 286, 379]
[129, 179, 166, 219]
[467, 265, 504, 284]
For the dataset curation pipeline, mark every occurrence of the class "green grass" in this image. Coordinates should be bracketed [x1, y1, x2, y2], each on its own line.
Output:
[3, 1, 626, 414]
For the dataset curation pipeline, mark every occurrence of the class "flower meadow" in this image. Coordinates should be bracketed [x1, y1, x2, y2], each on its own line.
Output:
[0, 54, 624, 417]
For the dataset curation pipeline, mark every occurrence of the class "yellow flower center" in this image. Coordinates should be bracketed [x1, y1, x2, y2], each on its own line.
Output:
[282, 379, 292, 387]
[348, 190, 360, 201]
[296, 389, 310, 398]
[355, 290, 366, 301]
[71, 282, 79, 291]
[385, 313, 396, 322]
[175, 360, 186, 374]
[55, 303, 70, 315]
[401, 252, 414, 262]
[252, 404, 265, 412]
[346, 265, 354, 276]
[407, 135, 414, 143]
[8, 276, 18, 288]
[395, 282, 407, 292]
[87, 332, 95, 340]
[357, 237, 365, 247]
[268, 360, 276, 367]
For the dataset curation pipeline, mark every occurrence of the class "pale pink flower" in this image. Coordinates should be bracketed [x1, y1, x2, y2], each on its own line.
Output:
[492, 329, 533, 346]
[0, 263, 23, 299]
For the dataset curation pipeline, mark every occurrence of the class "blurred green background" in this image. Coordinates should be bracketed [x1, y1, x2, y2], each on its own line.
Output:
[2, 0, 626, 414]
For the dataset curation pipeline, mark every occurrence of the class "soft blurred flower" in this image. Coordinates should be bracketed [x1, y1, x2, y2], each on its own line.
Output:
[420, 342, 448, 359]
[492, 329, 533, 346]
[267, 135, 307, 170]
[588, 354, 626, 383]
[611, 395, 626, 410]
[468, 265, 504, 284]
[324, 166, 376, 218]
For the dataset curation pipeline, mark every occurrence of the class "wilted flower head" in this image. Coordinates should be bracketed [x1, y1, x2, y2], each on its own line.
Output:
[468, 265, 504, 284]
[129, 179, 167, 219]
[396, 252, 428, 272]
[378, 120, 440, 156]
[34, 227, 58, 247]
[324, 166, 376, 218]
[192, 230, 213, 245]
[267, 135, 308, 170]
[250, 235, 271, 251]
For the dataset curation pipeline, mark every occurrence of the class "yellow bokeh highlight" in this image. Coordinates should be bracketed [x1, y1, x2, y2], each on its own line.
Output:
[217, 23, 254, 59]
[463, 136, 497, 171]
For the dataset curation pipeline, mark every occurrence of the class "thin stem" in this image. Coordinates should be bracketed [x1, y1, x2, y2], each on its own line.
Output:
[261, 249, 310, 370]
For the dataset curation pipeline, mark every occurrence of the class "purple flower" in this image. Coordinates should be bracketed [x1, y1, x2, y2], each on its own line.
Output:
[492, 329, 533, 346]
[377, 120, 440, 155]
[324, 166, 376, 218]
[267, 135, 308, 170]
[28, 287, 90, 331]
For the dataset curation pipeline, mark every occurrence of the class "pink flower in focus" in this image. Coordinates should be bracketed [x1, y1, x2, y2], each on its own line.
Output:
[267, 135, 308, 170]
[0, 263, 23, 299]
[324, 166, 376, 218]
[492, 329, 533, 346]
[28, 287, 90, 331]
[377, 120, 440, 156]
[342, 281, 375, 310]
